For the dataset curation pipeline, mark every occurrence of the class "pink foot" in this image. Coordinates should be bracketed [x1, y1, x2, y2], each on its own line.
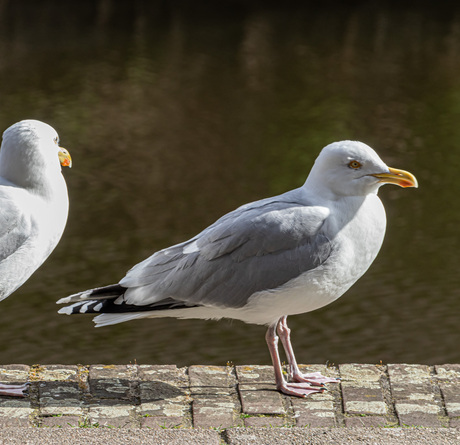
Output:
[0, 383, 29, 397]
[292, 371, 339, 386]
[278, 381, 325, 397]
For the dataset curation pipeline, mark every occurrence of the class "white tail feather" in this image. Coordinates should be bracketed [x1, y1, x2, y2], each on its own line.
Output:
[94, 312, 145, 327]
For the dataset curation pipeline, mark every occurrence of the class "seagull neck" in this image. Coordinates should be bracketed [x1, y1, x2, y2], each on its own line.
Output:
[0, 161, 62, 198]
[301, 178, 341, 203]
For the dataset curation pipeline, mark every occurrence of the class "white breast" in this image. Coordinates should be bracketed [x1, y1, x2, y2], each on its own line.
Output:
[240, 194, 387, 325]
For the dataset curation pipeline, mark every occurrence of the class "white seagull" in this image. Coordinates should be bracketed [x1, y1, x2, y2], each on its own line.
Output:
[58, 140, 417, 397]
[0, 120, 71, 397]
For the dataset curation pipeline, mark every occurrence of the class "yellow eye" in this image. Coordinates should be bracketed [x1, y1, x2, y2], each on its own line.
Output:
[348, 160, 362, 169]
[54, 136, 59, 144]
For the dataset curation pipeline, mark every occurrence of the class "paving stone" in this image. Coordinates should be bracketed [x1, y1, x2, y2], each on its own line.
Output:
[37, 365, 79, 382]
[139, 365, 189, 402]
[342, 383, 386, 415]
[140, 415, 187, 429]
[139, 388, 191, 430]
[89, 365, 135, 400]
[37, 367, 84, 417]
[345, 400, 387, 415]
[243, 416, 287, 427]
[235, 366, 276, 384]
[439, 381, 460, 417]
[39, 381, 83, 416]
[395, 402, 443, 427]
[0, 365, 30, 383]
[193, 395, 238, 428]
[39, 415, 81, 428]
[390, 382, 435, 401]
[291, 391, 336, 427]
[344, 416, 389, 427]
[435, 364, 460, 380]
[339, 365, 387, 417]
[388, 364, 432, 383]
[139, 380, 187, 401]
[339, 364, 384, 382]
[387, 364, 445, 427]
[88, 402, 138, 428]
[138, 365, 188, 387]
[189, 365, 236, 389]
[0, 404, 32, 427]
[0, 403, 34, 427]
[238, 384, 285, 415]
[1, 362, 460, 431]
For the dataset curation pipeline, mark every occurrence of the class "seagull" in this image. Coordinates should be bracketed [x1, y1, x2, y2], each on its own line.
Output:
[58, 140, 417, 397]
[0, 120, 71, 397]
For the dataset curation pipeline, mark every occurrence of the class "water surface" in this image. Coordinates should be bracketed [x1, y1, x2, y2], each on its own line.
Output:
[0, 2, 459, 367]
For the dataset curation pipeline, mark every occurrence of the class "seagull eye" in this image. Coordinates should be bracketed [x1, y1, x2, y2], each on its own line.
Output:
[348, 160, 362, 169]
[53, 136, 59, 145]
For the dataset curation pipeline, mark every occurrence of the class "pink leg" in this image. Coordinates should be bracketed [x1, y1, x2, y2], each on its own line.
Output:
[266, 320, 324, 397]
[277, 316, 338, 385]
[0, 382, 29, 397]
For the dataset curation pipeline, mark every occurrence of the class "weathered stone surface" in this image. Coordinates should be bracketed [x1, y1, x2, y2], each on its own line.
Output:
[0, 365, 30, 383]
[339, 364, 384, 382]
[88, 402, 138, 428]
[0, 362, 458, 430]
[342, 384, 386, 414]
[139, 365, 189, 402]
[387, 363, 444, 427]
[39, 382, 81, 405]
[89, 365, 134, 400]
[291, 390, 336, 427]
[139, 381, 186, 401]
[435, 364, 460, 380]
[235, 366, 276, 384]
[139, 383, 191, 431]
[189, 365, 236, 389]
[344, 416, 389, 427]
[140, 415, 187, 429]
[339, 364, 388, 417]
[243, 416, 287, 427]
[0, 403, 33, 427]
[395, 402, 443, 427]
[390, 382, 435, 401]
[388, 364, 432, 383]
[439, 382, 460, 417]
[238, 384, 285, 415]
[193, 395, 238, 428]
[138, 365, 188, 387]
[37, 365, 79, 382]
[39, 415, 81, 428]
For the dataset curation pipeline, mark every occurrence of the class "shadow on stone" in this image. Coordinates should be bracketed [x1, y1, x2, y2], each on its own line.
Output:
[140, 381, 185, 402]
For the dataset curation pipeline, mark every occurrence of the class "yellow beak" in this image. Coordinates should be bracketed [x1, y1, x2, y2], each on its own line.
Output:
[58, 147, 72, 168]
[371, 167, 418, 188]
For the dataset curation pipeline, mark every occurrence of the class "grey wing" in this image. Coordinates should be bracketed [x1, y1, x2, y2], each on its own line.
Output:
[0, 195, 31, 263]
[119, 195, 332, 309]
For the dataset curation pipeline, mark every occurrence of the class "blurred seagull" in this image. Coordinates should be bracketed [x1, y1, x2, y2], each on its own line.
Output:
[58, 140, 416, 397]
[0, 120, 71, 397]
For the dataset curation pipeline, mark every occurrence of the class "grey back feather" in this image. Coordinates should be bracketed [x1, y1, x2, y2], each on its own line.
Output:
[119, 189, 332, 309]
[0, 195, 30, 263]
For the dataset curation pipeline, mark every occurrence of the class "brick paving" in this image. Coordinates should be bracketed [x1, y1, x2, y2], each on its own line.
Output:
[0, 363, 459, 430]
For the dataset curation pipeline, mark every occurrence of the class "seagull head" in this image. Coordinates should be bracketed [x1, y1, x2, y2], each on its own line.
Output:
[304, 140, 418, 199]
[0, 120, 71, 190]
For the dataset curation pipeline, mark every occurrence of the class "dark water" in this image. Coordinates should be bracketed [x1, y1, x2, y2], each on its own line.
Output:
[0, 1, 459, 367]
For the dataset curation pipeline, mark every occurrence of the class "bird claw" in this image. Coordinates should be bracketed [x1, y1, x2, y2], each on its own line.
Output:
[0, 382, 30, 397]
[278, 382, 325, 398]
[291, 371, 339, 386]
